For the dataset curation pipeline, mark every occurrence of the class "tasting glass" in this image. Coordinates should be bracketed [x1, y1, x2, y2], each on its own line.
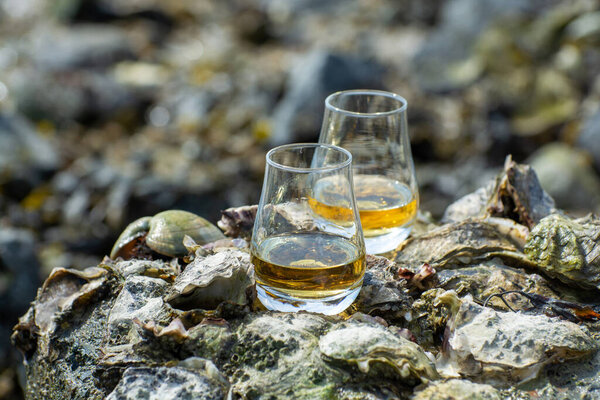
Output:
[318, 90, 419, 254]
[251, 143, 366, 315]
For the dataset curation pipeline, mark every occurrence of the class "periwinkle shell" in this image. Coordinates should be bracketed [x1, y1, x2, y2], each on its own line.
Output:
[110, 210, 225, 259]
[147, 210, 225, 257]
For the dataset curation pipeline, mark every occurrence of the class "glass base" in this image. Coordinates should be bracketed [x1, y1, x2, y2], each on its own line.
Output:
[364, 225, 412, 254]
[256, 282, 362, 315]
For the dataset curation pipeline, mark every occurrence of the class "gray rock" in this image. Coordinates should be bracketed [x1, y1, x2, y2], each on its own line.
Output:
[577, 110, 600, 172]
[11, 67, 149, 125]
[27, 24, 134, 71]
[529, 143, 600, 213]
[412, 0, 559, 92]
[0, 229, 41, 368]
[0, 113, 59, 173]
[270, 50, 385, 145]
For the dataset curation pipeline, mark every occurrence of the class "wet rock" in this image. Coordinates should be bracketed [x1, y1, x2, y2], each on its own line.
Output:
[529, 143, 600, 213]
[270, 50, 385, 145]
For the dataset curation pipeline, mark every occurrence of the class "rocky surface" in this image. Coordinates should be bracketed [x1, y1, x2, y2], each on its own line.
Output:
[11, 160, 600, 399]
[2, 0, 600, 398]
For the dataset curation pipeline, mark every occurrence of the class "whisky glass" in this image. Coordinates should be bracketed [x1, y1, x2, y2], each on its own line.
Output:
[318, 90, 419, 254]
[251, 143, 366, 315]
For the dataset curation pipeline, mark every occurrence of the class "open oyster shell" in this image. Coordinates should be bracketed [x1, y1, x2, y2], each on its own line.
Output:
[443, 156, 556, 228]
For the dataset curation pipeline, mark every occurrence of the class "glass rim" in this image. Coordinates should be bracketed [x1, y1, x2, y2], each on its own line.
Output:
[266, 143, 352, 173]
[325, 89, 408, 117]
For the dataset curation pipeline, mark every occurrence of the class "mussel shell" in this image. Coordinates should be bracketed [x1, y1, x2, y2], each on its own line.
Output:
[146, 210, 225, 257]
[110, 216, 152, 259]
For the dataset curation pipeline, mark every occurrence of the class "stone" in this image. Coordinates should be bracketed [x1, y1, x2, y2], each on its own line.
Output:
[529, 143, 600, 213]
[577, 110, 600, 172]
[269, 50, 385, 145]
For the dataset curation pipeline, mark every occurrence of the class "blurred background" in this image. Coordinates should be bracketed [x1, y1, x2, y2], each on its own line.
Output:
[0, 0, 599, 397]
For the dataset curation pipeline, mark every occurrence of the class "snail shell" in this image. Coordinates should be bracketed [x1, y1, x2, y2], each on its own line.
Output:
[110, 216, 151, 259]
[146, 210, 225, 257]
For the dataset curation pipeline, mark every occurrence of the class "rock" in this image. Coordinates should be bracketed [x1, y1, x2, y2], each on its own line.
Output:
[11, 67, 150, 125]
[0, 113, 59, 175]
[11, 253, 443, 400]
[26, 24, 134, 71]
[577, 110, 600, 172]
[412, 0, 541, 92]
[529, 143, 600, 213]
[269, 50, 385, 145]
[0, 229, 41, 368]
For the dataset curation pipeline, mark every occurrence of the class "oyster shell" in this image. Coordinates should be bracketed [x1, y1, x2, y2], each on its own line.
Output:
[319, 323, 440, 385]
[525, 213, 600, 290]
[413, 379, 501, 400]
[102, 275, 178, 366]
[225, 312, 340, 399]
[104, 257, 180, 281]
[387, 218, 533, 271]
[106, 363, 227, 399]
[166, 249, 254, 310]
[218, 205, 258, 239]
[353, 255, 413, 322]
[437, 260, 560, 311]
[12, 266, 109, 358]
[443, 156, 556, 228]
[436, 291, 597, 386]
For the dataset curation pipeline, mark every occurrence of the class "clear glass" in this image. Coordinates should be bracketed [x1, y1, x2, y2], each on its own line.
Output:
[318, 90, 419, 254]
[251, 143, 366, 315]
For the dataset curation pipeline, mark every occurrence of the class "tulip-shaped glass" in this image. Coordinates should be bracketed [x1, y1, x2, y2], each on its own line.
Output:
[251, 143, 366, 315]
[318, 90, 419, 254]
